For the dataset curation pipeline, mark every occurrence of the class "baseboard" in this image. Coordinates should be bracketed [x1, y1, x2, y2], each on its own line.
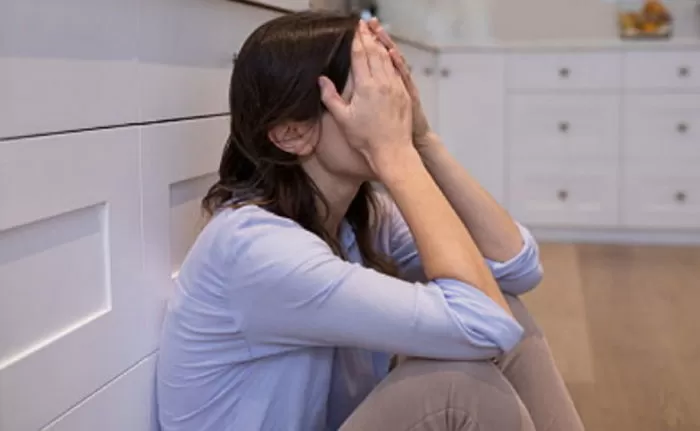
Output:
[530, 226, 700, 246]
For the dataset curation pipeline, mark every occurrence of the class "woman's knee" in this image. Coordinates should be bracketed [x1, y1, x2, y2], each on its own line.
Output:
[387, 359, 535, 431]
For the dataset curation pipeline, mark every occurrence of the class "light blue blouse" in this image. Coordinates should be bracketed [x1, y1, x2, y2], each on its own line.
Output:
[157, 195, 543, 431]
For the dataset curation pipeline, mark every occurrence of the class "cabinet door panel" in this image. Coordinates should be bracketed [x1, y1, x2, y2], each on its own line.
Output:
[397, 42, 439, 132]
[438, 53, 505, 203]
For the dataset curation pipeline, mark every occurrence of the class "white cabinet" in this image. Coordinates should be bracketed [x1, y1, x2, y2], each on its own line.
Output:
[0, 2, 280, 430]
[620, 52, 700, 230]
[0, 129, 164, 431]
[437, 53, 506, 203]
[397, 42, 439, 131]
[400, 41, 700, 241]
[505, 51, 622, 227]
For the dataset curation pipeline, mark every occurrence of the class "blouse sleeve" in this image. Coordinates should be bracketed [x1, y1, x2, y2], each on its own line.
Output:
[377, 194, 543, 296]
[218, 206, 524, 360]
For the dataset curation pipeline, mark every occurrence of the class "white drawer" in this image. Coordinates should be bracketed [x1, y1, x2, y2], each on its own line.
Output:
[622, 165, 700, 229]
[138, 0, 282, 121]
[623, 94, 700, 161]
[256, 0, 308, 11]
[507, 52, 621, 90]
[0, 0, 140, 138]
[508, 162, 618, 227]
[508, 94, 619, 159]
[624, 51, 700, 90]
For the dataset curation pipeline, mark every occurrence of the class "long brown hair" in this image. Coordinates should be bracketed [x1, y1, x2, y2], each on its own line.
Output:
[202, 11, 397, 275]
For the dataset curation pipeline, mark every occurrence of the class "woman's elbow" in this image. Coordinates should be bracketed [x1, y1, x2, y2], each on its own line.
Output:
[498, 261, 543, 296]
[454, 309, 525, 359]
[522, 261, 544, 293]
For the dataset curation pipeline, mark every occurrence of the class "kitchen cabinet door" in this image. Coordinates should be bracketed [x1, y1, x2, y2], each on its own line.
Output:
[437, 52, 506, 203]
[396, 42, 439, 133]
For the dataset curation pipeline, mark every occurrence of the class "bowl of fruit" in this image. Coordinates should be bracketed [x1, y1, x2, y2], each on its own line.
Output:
[618, 0, 673, 39]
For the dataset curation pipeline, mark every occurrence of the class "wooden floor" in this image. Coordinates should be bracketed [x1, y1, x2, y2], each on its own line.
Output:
[523, 243, 700, 431]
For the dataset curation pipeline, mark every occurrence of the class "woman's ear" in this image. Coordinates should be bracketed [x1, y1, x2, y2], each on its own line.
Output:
[268, 121, 318, 156]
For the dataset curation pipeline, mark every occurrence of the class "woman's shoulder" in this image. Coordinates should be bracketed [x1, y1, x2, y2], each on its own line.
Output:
[206, 204, 305, 242]
[200, 204, 327, 261]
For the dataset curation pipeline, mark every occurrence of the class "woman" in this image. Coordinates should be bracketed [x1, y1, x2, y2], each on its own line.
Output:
[157, 11, 584, 431]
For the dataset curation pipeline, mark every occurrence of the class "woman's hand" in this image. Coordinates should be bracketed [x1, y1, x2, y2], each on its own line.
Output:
[318, 20, 415, 176]
[367, 18, 435, 151]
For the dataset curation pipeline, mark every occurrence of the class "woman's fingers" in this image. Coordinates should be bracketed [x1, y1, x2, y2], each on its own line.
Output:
[318, 76, 349, 122]
[366, 19, 398, 78]
[358, 20, 392, 80]
[368, 18, 397, 52]
[351, 21, 372, 83]
[368, 19, 412, 84]
[389, 48, 414, 96]
[389, 48, 415, 95]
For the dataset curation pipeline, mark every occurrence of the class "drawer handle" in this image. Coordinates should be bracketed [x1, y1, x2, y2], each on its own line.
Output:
[440, 68, 451, 78]
[558, 121, 570, 133]
[678, 66, 691, 78]
[675, 191, 687, 203]
[677, 122, 689, 134]
[557, 189, 569, 201]
[423, 67, 434, 76]
[558, 67, 570, 79]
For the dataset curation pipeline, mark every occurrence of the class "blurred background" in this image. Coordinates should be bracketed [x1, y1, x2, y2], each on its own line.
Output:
[1, 0, 699, 430]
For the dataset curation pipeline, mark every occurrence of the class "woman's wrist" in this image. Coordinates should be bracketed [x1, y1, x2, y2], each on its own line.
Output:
[414, 130, 442, 156]
[373, 146, 424, 186]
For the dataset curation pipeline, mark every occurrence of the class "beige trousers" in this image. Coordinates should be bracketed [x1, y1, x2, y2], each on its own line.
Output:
[340, 296, 585, 431]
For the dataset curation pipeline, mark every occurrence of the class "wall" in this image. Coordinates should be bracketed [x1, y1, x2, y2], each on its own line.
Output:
[0, 1, 281, 430]
[491, 0, 700, 41]
[376, 0, 700, 45]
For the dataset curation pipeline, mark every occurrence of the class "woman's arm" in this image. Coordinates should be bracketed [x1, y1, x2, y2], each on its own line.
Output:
[417, 134, 525, 263]
[318, 20, 513, 313]
[218, 206, 523, 360]
[376, 191, 543, 296]
[376, 149, 513, 314]
[366, 20, 528, 264]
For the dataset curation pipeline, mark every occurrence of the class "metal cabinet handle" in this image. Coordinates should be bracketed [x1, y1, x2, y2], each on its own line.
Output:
[440, 68, 450, 78]
[558, 121, 570, 133]
[557, 189, 569, 201]
[679, 66, 691, 78]
[677, 122, 689, 134]
[559, 67, 571, 79]
[424, 67, 434, 76]
[675, 191, 687, 203]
